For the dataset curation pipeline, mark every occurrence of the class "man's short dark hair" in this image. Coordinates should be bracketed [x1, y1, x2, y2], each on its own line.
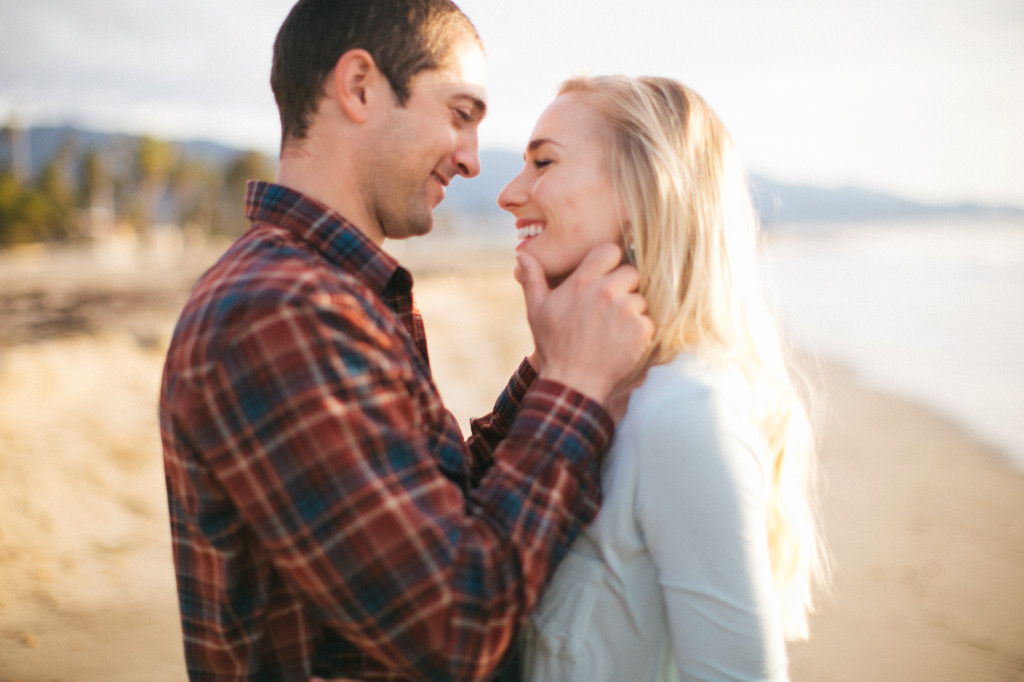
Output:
[271, 0, 481, 146]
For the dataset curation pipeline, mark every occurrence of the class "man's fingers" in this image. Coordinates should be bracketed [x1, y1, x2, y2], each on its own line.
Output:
[514, 252, 550, 311]
[521, 242, 654, 403]
[567, 242, 624, 283]
[624, 290, 649, 316]
[603, 261, 642, 296]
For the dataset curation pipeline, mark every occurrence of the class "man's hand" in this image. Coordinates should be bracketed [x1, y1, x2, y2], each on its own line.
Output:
[515, 244, 654, 406]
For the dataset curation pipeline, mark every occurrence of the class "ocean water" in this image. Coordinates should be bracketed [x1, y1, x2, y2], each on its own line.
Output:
[760, 217, 1024, 471]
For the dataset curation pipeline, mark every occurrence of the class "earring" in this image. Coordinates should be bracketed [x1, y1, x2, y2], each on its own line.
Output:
[625, 242, 637, 265]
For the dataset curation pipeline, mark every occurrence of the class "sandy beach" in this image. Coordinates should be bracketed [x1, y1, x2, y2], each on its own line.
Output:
[1, 245, 1022, 681]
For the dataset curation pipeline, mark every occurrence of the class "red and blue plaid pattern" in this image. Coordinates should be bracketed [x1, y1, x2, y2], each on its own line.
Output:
[160, 181, 613, 681]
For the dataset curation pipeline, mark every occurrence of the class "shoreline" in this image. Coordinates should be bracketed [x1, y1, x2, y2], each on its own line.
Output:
[787, 360, 1024, 680]
[761, 219, 1024, 474]
[793, 348, 1024, 476]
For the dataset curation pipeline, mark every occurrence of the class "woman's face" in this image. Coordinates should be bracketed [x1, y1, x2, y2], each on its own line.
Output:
[498, 92, 626, 286]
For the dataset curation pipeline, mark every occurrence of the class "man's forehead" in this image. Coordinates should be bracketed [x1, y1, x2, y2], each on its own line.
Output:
[436, 39, 487, 93]
[411, 40, 488, 109]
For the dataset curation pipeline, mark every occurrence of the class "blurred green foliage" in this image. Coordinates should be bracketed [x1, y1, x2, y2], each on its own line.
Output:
[0, 125, 276, 248]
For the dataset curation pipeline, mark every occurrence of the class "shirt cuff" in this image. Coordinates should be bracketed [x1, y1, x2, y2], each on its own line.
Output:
[487, 356, 539, 429]
[509, 378, 615, 469]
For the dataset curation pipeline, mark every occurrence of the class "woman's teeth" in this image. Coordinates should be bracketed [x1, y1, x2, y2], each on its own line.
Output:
[517, 224, 544, 240]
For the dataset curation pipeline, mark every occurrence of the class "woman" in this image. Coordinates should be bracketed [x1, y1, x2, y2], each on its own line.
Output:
[499, 75, 828, 681]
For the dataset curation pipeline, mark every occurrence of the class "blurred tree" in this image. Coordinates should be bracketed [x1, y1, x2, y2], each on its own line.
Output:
[1, 118, 31, 182]
[78, 150, 116, 239]
[0, 171, 65, 246]
[0, 133, 76, 246]
[36, 141, 77, 240]
[0, 127, 277, 249]
[217, 150, 275, 236]
[169, 155, 221, 244]
[79, 150, 106, 207]
[0, 171, 26, 246]
[134, 136, 176, 241]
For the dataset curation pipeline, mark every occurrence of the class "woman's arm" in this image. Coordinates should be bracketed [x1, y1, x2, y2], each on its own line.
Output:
[636, 381, 789, 681]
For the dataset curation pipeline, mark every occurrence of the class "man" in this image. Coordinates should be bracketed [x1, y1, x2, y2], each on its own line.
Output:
[160, 0, 652, 679]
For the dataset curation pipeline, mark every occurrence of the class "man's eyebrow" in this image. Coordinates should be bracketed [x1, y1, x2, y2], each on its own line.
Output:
[454, 92, 487, 119]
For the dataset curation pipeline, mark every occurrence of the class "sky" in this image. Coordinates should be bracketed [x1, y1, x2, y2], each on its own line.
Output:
[1, 0, 1023, 207]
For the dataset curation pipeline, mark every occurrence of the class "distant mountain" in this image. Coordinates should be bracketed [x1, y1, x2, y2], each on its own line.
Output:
[747, 175, 1024, 225]
[0, 125, 269, 179]
[443, 149, 1024, 227]
[4, 128, 1021, 226]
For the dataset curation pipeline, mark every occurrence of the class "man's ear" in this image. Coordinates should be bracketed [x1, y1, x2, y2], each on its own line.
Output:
[331, 49, 382, 124]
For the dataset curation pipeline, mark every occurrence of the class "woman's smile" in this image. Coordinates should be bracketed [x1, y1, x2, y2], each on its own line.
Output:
[498, 91, 627, 282]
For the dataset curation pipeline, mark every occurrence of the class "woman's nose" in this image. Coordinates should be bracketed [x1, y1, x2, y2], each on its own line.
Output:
[497, 171, 527, 211]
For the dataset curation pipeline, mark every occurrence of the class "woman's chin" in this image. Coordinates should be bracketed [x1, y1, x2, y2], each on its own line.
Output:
[524, 247, 576, 289]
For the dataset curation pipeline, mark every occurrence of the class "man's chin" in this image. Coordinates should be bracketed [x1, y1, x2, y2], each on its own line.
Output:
[382, 215, 434, 241]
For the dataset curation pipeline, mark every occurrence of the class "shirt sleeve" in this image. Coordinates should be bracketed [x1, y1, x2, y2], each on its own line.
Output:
[181, 288, 611, 679]
[466, 357, 538, 484]
[635, 382, 789, 681]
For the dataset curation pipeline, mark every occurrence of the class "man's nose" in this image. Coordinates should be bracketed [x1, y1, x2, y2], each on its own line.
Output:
[453, 132, 480, 178]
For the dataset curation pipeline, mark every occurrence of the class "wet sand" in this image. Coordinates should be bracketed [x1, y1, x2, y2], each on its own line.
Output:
[1, 246, 1022, 681]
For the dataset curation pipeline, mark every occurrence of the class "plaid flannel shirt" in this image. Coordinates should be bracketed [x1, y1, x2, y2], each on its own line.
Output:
[160, 181, 613, 681]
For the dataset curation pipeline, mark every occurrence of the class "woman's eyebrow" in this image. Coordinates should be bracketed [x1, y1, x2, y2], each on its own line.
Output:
[526, 138, 562, 154]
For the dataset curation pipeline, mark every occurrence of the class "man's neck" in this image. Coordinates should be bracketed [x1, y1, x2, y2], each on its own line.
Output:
[275, 138, 385, 246]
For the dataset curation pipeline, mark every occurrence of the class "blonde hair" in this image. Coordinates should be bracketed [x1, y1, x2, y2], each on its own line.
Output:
[559, 75, 828, 640]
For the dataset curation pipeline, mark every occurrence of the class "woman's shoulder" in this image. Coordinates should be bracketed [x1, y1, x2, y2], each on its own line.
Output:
[630, 353, 747, 423]
[625, 352, 764, 474]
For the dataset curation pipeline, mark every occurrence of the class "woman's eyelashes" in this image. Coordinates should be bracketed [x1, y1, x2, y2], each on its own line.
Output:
[532, 158, 553, 170]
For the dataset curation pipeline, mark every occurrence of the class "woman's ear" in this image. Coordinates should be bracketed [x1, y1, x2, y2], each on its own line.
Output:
[618, 197, 632, 228]
[620, 220, 638, 266]
[330, 49, 380, 124]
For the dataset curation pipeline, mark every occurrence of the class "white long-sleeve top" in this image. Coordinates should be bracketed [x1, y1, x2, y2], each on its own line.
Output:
[522, 353, 789, 681]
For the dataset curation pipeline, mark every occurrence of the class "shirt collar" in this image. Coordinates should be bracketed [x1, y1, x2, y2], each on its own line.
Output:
[244, 180, 411, 296]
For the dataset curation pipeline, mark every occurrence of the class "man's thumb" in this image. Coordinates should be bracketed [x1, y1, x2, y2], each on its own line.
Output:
[514, 253, 550, 311]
